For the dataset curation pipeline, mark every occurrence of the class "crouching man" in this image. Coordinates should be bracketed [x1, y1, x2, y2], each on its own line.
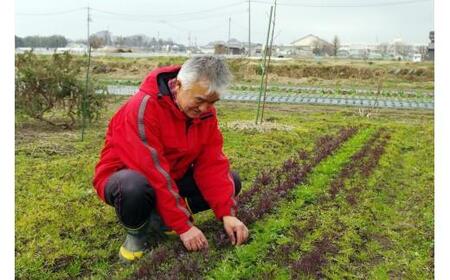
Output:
[93, 56, 249, 262]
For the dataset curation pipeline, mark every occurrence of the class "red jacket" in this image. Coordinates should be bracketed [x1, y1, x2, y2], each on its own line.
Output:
[93, 65, 237, 234]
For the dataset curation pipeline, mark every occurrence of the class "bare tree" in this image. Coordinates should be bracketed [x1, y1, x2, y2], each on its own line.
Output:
[114, 36, 125, 48]
[393, 41, 411, 57]
[377, 43, 389, 57]
[418, 45, 428, 58]
[312, 40, 322, 56]
[89, 35, 105, 49]
[332, 35, 340, 56]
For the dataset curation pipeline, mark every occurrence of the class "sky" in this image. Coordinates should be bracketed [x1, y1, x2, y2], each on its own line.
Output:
[15, 0, 434, 46]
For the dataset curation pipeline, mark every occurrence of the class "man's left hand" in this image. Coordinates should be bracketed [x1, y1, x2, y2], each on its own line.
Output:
[222, 216, 249, 246]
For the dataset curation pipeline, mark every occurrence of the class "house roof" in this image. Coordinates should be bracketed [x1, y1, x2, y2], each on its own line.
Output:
[290, 34, 331, 47]
[204, 39, 245, 49]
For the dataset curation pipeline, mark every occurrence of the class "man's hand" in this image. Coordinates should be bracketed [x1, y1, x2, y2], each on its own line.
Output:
[223, 216, 249, 246]
[179, 226, 209, 251]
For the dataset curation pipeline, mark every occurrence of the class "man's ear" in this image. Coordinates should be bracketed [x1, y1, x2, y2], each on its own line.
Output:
[175, 79, 182, 91]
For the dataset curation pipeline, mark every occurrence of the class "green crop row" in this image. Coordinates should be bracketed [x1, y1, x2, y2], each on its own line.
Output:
[207, 128, 375, 279]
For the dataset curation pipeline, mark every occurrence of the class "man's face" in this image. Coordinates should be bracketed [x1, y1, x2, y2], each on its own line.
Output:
[175, 80, 220, 119]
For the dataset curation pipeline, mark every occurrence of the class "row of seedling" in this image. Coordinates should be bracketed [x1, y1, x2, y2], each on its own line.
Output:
[258, 128, 390, 279]
[231, 84, 432, 99]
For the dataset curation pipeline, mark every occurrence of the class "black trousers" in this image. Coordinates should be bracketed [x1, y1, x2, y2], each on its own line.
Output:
[104, 167, 241, 229]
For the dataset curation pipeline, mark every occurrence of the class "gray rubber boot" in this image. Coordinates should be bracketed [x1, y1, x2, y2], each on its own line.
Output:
[119, 222, 149, 263]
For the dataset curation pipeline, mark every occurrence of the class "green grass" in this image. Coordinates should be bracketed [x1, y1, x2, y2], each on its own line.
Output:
[356, 125, 434, 279]
[245, 125, 433, 279]
[15, 97, 433, 279]
[207, 128, 375, 279]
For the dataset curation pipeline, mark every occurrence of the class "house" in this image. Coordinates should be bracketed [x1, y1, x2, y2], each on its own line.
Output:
[346, 44, 369, 59]
[225, 38, 246, 55]
[199, 42, 216, 54]
[290, 34, 334, 56]
[248, 43, 262, 56]
[412, 53, 422, 62]
[205, 39, 246, 55]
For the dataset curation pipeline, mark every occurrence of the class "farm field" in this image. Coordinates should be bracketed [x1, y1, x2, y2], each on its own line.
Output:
[32, 55, 434, 93]
[15, 96, 434, 279]
[104, 84, 434, 110]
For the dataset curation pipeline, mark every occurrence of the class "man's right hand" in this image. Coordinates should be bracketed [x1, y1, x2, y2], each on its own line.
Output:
[179, 226, 209, 251]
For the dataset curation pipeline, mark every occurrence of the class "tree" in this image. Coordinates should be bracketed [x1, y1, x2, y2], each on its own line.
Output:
[114, 36, 125, 47]
[15, 36, 24, 48]
[18, 35, 68, 48]
[47, 35, 68, 48]
[91, 30, 112, 46]
[15, 51, 107, 128]
[393, 40, 407, 56]
[312, 40, 322, 56]
[150, 37, 157, 46]
[89, 35, 105, 49]
[418, 45, 428, 58]
[312, 40, 332, 56]
[23, 36, 42, 48]
[377, 43, 389, 57]
[332, 35, 340, 56]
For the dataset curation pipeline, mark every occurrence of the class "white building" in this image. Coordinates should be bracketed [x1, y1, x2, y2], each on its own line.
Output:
[290, 34, 333, 56]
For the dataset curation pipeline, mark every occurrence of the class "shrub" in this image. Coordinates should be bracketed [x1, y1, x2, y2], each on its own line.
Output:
[15, 51, 107, 128]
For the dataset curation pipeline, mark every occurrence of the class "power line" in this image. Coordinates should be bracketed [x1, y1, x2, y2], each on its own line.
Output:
[166, 10, 248, 22]
[17, 2, 245, 18]
[232, 18, 252, 30]
[90, 1, 244, 18]
[92, 15, 227, 36]
[91, 9, 247, 23]
[85, 5, 247, 42]
[89, 5, 247, 23]
[16, 7, 85, 16]
[251, 0, 431, 7]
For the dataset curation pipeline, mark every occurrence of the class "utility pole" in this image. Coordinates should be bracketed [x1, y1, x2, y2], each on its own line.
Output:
[82, 6, 92, 141]
[248, 0, 251, 57]
[157, 31, 160, 51]
[227, 17, 231, 55]
[87, 6, 90, 43]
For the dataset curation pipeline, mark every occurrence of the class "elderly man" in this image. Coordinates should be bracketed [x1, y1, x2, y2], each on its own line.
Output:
[93, 56, 249, 262]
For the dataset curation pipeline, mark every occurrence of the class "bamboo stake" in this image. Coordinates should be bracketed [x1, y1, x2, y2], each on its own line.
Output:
[261, 0, 277, 123]
[255, 6, 273, 125]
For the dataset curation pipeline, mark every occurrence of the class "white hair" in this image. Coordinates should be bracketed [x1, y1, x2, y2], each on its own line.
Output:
[177, 55, 232, 96]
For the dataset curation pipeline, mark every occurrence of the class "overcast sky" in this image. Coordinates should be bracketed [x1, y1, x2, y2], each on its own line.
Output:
[15, 0, 434, 46]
